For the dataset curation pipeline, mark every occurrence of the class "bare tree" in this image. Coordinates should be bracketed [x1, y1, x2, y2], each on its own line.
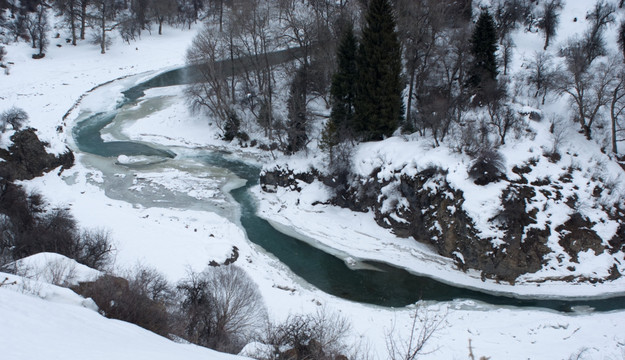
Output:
[90, 0, 121, 54]
[234, 0, 276, 137]
[262, 308, 352, 360]
[185, 23, 234, 131]
[176, 265, 268, 353]
[500, 35, 515, 75]
[385, 305, 447, 360]
[493, 0, 534, 43]
[610, 63, 625, 154]
[55, 0, 80, 45]
[583, 0, 615, 64]
[537, 0, 563, 50]
[396, 0, 448, 132]
[617, 20, 625, 63]
[559, 45, 617, 140]
[150, 0, 177, 35]
[487, 101, 520, 145]
[524, 51, 559, 105]
[1, 107, 28, 131]
[79, 0, 88, 40]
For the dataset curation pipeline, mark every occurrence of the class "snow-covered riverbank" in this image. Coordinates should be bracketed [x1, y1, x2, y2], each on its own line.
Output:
[2, 11, 625, 359]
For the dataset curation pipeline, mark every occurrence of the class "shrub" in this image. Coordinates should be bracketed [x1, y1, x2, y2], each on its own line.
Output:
[1, 107, 28, 131]
[261, 309, 351, 360]
[77, 229, 115, 270]
[0, 183, 114, 270]
[468, 149, 506, 185]
[176, 265, 267, 353]
[73, 268, 172, 337]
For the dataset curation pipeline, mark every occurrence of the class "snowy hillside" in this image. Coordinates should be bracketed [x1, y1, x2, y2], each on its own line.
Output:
[258, 0, 625, 293]
[0, 267, 249, 360]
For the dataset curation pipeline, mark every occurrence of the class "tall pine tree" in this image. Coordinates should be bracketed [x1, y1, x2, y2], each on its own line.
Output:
[468, 10, 498, 103]
[354, 0, 404, 141]
[324, 24, 358, 149]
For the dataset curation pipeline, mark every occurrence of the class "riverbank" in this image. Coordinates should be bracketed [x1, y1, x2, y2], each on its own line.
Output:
[253, 182, 625, 300]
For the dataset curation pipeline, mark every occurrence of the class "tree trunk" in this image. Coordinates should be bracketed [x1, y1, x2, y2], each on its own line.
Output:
[70, 3, 77, 46]
[80, 0, 87, 40]
[101, 13, 106, 54]
[406, 62, 416, 130]
[219, 0, 223, 32]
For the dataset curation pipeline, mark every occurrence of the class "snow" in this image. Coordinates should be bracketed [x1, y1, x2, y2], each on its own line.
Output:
[1, 1, 625, 359]
[0, 273, 251, 360]
[9, 252, 102, 286]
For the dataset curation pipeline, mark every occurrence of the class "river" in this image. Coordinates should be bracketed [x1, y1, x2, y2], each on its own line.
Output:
[71, 66, 625, 312]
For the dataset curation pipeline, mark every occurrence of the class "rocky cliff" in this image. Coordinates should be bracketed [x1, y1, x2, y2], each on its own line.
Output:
[260, 163, 624, 283]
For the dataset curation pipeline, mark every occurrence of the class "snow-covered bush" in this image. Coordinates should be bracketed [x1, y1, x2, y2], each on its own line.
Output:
[468, 148, 506, 185]
[260, 309, 352, 360]
[0, 106, 28, 132]
[73, 266, 172, 337]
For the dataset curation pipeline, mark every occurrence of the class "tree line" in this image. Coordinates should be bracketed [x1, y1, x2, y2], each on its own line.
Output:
[185, 0, 625, 173]
[0, 0, 233, 56]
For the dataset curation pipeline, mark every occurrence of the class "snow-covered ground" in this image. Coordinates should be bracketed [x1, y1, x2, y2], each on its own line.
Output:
[2, 1, 625, 359]
[0, 265, 251, 360]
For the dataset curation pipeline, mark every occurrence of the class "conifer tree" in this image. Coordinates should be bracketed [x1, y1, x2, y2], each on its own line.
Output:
[468, 10, 498, 102]
[324, 25, 358, 148]
[354, 0, 404, 141]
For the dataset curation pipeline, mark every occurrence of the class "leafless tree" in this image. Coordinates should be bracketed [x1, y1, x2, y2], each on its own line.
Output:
[559, 44, 617, 140]
[79, 0, 89, 40]
[1, 107, 28, 132]
[385, 305, 447, 360]
[487, 101, 521, 145]
[524, 51, 559, 106]
[77, 228, 115, 270]
[415, 24, 471, 145]
[500, 35, 515, 76]
[396, 0, 448, 132]
[537, 0, 563, 50]
[34, 2, 51, 57]
[185, 23, 234, 131]
[233, 0, 276, 137]
[90, 0, 121, 54]
[262, 308, 352, 360]
[492, 0, 534, 43]
[55, 0, 80, 45]
[150, 0, 177, 35]
[610, 63, 625, 154]
[582, 0, 615, 65]
[176, 265, 268, 353]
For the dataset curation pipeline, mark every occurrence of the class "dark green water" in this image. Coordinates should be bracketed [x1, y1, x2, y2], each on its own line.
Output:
[72, 66, 625, 312]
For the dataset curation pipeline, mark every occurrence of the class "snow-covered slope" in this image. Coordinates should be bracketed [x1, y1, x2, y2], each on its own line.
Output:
[0, 272, 249, 360]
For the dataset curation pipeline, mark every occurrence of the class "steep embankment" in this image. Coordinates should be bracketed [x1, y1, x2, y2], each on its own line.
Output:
[260, 122, 625, 287]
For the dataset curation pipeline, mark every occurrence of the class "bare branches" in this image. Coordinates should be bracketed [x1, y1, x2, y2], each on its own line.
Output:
[385, 305, 447, 360]
[176, 265, 268, 353]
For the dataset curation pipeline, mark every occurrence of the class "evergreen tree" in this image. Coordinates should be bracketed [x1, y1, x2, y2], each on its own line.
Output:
[325, 24, 358, 147]
[286, 66, 308, 154]
[354, 0, 404, 142]
[468, 10, 498, 102]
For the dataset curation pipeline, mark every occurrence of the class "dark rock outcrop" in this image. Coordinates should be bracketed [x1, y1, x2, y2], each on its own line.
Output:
[260, 164, 622, 283]
[0, 128, 74, 181]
